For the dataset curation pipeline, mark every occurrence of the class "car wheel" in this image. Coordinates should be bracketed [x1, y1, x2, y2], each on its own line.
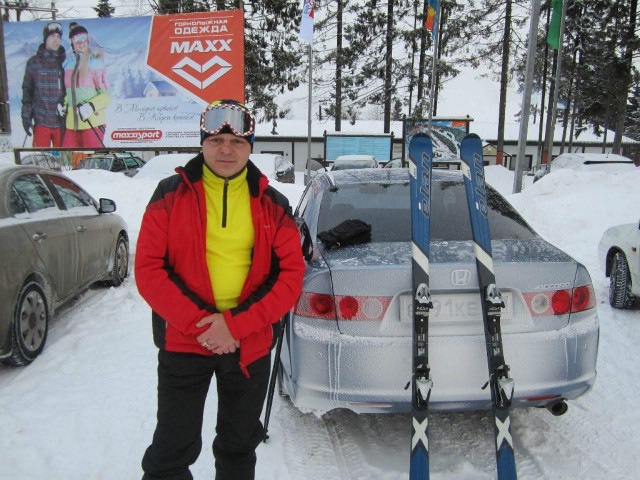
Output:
[108, 235, 129, 287]
[4, 282, 49, 366]
[609, 251, 633, 308]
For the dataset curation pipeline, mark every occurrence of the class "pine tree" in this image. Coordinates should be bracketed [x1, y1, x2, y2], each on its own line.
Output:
[93, 0, 116, 17]
[625, 77, 640, 141]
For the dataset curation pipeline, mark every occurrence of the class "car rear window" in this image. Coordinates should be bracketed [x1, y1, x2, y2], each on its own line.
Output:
[317, 181, 535, 242]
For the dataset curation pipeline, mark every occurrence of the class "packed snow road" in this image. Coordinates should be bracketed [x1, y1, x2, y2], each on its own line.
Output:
[1, 165, 639, 479]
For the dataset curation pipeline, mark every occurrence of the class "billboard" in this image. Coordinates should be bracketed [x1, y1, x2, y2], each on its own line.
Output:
[403, 119, 471, 161]
[3, 11, 245, 149]
[324, 134, 393, 162]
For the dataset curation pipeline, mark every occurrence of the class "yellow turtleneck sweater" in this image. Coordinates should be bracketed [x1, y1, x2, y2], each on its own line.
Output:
[202, 164, 255, 312]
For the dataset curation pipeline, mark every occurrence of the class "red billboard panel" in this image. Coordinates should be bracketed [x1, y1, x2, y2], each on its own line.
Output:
[146, 10, 245, 104]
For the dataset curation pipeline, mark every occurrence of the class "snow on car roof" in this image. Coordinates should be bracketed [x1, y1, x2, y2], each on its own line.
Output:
[553, 152, 636, 172]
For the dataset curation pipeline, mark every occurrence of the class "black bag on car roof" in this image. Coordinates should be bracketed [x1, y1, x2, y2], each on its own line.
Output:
[317, 218, 372, 249]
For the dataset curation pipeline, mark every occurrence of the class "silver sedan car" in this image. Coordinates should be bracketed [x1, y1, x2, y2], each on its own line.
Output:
[279, 168, 599, 415]
[0, 165, 129, 366]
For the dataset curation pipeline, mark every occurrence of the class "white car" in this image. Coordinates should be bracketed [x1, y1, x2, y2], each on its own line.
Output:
[250, 153, 295, 183]
[552, 153, 637, 173]
[598, 219, 640, 308]
[134, 153, 195, 180]
[330, 154, 379, 171]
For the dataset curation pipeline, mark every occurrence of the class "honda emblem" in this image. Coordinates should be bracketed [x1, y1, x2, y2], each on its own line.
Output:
[451, 269, 471, 286]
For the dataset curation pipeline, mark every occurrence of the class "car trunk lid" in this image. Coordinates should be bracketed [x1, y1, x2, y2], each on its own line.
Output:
[320, 238, 578, 337]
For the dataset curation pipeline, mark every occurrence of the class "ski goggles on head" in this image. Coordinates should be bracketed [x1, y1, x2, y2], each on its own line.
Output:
[71, 33, 89, 43]
[44, 22, 63, 36]
[200, 101, 255, 138]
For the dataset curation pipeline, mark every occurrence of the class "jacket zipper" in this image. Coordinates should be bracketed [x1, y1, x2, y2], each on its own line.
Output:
[222, 178, 229, 228]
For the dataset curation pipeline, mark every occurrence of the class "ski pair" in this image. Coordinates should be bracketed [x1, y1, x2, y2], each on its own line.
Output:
[408, 133, 517, 480]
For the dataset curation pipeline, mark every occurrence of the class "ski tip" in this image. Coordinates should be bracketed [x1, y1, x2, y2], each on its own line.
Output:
[410, 132, 431, 144]
[462, 133, 481, 141]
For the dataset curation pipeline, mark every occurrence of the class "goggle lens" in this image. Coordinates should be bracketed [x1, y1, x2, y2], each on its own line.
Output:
[201, 103, 255, 137]
[46, 23, 63, 35]
[72, 34, 89, 43]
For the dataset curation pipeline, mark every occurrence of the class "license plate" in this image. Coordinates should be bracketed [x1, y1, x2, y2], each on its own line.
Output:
[400, 292, 513, 323]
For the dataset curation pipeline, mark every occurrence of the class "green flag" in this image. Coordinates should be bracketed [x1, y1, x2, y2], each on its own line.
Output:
[547, 0, 563, 49]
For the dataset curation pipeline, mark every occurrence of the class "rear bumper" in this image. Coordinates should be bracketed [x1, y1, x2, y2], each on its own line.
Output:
[283, 311, 599, 414]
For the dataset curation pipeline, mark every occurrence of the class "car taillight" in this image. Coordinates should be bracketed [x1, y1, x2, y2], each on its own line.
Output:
[571, 285, 595, 312]
[551, 290, 571, 315]
[523, 284, 596, 316]
[295, 292, 392, 321]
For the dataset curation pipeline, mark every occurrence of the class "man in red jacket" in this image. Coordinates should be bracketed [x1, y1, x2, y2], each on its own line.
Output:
[135, 99, 305, 480]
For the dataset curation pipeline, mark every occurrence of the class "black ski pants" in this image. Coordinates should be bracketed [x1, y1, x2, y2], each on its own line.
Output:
[141, 349, 271, 480]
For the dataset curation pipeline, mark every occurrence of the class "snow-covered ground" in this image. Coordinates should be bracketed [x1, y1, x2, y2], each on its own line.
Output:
[1, 160, 639, 479]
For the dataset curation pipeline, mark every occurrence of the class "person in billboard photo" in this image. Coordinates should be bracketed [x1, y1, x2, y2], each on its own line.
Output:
[21, 21, 66, 147]
[61, 22, 110, 148]
[135, 100, 305, 480]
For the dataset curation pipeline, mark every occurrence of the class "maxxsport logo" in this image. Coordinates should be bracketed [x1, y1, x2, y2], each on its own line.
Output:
[111, 130, 162, 142]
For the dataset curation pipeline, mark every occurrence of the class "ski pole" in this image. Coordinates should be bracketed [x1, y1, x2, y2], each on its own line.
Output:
[263, 312, 289, 442]
[86, 118, 107, 149]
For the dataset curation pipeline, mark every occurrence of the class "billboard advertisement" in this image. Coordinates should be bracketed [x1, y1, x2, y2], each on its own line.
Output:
[3, 10, 245, 149]
[403, 119, 470, 160]
[325, 134, 393, 162]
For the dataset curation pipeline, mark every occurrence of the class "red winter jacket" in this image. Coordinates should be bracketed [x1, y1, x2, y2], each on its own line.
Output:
[135, 155, 305, 374]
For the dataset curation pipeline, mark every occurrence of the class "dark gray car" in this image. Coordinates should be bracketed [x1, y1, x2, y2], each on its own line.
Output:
[74, 154, 145, 177]
[280, 168, 599, 415]
[0, 165, 129, 366]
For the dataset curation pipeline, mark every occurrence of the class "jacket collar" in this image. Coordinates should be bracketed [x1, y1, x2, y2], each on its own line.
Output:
[178, 153, 267, 198]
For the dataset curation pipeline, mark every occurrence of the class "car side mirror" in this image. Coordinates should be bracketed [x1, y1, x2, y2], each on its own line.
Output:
[295, 216, 313, 262]
[99, 198, 116, 213]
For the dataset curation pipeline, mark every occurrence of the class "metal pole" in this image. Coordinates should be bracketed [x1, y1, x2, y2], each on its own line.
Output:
[427, 5, 440, 134]
[262, 313, 289, 442]
[305, 45, 312, 184]
[512, 0, 542, 194]
[544, 0, 566, 174]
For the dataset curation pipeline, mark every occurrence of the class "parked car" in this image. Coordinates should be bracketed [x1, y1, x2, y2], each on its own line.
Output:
[250, 153, 295, 183]
[598, 219, 639, 308]
[532, 164, 548, 182]
[383, 159, 404, 168]
[552, 152, 636, 172]
[74, 153, 145, 177]
[524, 164, 548, 183]
[279, 169, 599, 415]
[330, 154, 379, 171]
[0, 164, 129, 366]
[19, 152, 66, 171]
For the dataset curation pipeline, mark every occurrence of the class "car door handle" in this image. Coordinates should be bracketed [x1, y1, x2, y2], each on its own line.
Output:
[76, 225, 87, 233]
[32, 232, 47, 241]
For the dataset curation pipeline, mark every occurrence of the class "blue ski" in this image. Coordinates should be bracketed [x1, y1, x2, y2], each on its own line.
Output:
[460, 133, 517, 480]
[408, 133, 434, 480]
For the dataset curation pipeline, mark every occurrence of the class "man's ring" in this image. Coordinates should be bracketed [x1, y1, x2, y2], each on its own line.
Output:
[202, 341, 211, 349]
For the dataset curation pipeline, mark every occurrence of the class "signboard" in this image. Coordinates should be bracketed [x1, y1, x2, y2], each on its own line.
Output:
[324, 134, 393, 162]
[403, 119, 471, 161]
[3, 11, 244, 149]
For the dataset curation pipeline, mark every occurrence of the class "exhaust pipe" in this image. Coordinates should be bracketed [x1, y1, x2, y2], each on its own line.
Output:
[546, 399, 568, 416]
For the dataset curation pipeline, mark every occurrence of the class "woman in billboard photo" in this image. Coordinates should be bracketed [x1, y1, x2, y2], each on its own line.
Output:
[61, 22, 110, 148]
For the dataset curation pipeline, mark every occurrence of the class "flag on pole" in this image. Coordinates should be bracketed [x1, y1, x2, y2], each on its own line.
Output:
[547, 0, 562, 49]
[425, 0, 439, 39]
[299, 0, 315, 44]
